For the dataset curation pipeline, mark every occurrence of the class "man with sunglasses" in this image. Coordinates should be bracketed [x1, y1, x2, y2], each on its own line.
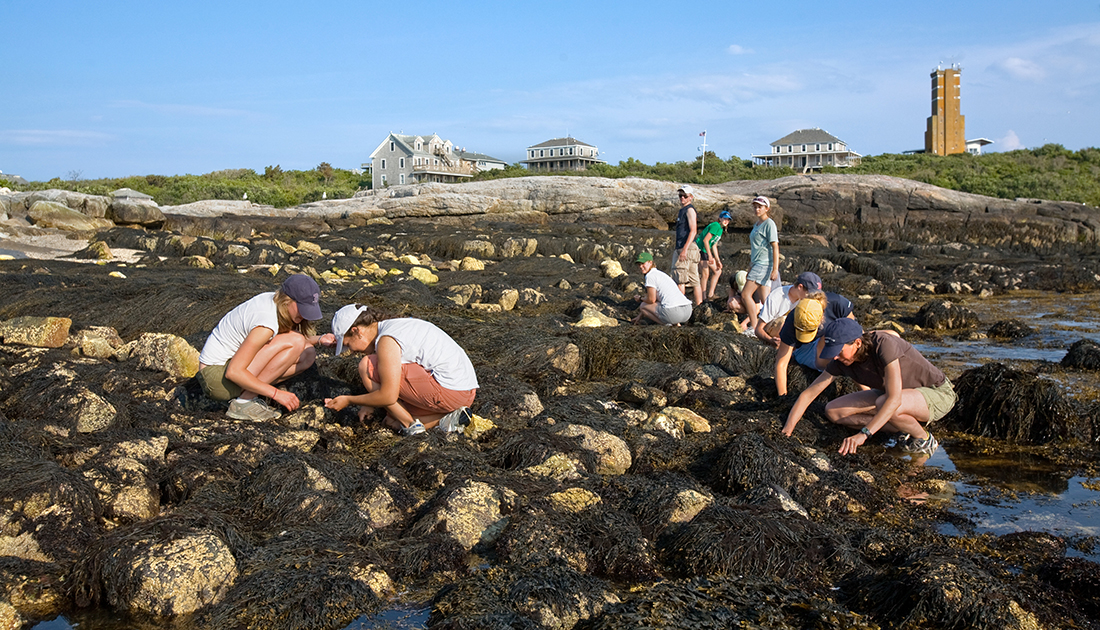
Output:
[671, 185, 703, 306]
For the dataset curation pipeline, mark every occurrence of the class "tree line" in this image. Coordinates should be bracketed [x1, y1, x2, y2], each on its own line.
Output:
[4, 145, 1098, 208]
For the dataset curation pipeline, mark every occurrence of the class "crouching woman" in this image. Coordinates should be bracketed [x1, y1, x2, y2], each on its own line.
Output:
[323, 305, 479, 435]
[197, 274, 333, 421]
[781, 318, 956, 458]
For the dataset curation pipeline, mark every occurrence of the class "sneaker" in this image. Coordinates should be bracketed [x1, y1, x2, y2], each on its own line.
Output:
[401, 420, 426, 436]
[227, 398, 282, 421]
[901, 433, 939, 457]
[884, 433, 911, 449]
[438, 407, 471, 433]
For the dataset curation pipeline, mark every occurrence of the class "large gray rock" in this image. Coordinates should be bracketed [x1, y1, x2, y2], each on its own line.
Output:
[108, 199, 165, 227]
[117, 333, 200, 379]
[26, 200, 112, 232]
[102, 530, 238, 616]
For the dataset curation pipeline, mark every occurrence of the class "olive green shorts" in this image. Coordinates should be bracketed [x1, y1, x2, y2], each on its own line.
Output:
[918, 377, 956, 423]
[196, 364, 243, 401]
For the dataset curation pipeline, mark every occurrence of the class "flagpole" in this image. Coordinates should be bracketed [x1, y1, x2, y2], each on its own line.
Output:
[699, 131, 707, 175]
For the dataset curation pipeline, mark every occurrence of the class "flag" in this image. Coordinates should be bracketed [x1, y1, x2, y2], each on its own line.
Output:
[699, 131, 706, 136]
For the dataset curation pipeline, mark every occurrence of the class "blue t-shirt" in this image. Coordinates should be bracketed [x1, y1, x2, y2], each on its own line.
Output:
[749, 218, 777, 268]
[779, 292, 855, 348]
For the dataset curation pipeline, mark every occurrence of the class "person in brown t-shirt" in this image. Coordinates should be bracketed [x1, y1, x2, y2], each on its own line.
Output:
[781, 319, 956, 458]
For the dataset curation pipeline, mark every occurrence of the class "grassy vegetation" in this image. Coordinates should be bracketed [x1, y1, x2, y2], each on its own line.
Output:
[3, 144, 1098, 208]
[2, 164, 369, 209]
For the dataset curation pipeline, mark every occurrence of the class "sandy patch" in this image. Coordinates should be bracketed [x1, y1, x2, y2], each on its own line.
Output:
[0, 227, 145, 263]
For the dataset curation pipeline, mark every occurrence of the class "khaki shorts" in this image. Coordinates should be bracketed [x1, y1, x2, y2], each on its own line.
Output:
[670, 242, 701, 287]
[918, 378, 956, 423]
[196, 363, 242, 401]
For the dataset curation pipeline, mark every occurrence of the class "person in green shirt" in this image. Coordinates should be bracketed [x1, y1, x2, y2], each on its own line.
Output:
[696, 210, 731, 300]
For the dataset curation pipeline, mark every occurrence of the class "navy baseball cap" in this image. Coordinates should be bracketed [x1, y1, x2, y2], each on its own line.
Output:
[794, 271, 822, 291]
[281, 274, 322, 321]
[820, 318, 864, 360]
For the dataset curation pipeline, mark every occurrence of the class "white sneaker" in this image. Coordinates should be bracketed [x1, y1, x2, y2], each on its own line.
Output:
[438, 407, 471, 433]
[226, 398, 281, 421]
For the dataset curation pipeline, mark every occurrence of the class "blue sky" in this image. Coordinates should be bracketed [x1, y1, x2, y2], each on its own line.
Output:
[3, 0, 1099, 181]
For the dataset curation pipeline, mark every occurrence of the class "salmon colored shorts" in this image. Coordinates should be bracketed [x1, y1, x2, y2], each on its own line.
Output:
[363, 355, 477, 417]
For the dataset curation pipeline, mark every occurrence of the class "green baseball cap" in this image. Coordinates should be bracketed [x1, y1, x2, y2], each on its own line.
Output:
[635, 252, 654, 263]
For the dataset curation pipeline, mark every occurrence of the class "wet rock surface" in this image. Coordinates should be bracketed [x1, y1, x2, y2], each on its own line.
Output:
[2, 178, 1100, 628]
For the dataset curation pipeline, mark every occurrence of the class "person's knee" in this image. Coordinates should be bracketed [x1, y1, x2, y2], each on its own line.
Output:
[298, 344, 317, 369]
[824, 401, 845, 423]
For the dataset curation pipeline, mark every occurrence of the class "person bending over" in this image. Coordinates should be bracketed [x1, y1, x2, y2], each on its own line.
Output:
[324, 304, 479, 436]
[782, 318, 955, 458]
[774, 289, 855, 396]
[197, 274, 334, 421]
[634, 251, 693, 326]
[753, 271, 822, 346]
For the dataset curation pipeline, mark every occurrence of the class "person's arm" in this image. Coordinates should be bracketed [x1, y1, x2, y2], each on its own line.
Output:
[703, 232, 718, 267]
[775, 342, 793, 396]
[643, 285, 658, 305]
[679, 208, 698, 261]
[782, 370, 836, 436]
[325, 336, 403, 411]
[769, 239, 780, 282]
[839, 360, 903, 455]
[308, 333, 337, 348]
[813, 336, 830, 370]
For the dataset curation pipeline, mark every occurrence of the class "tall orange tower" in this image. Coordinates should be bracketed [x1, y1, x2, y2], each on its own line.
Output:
[925, 66, 966, 155]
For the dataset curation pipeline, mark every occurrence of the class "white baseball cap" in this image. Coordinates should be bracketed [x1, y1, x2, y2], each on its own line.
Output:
[332, 304, 368, 355]
[678, 185, 695, 196]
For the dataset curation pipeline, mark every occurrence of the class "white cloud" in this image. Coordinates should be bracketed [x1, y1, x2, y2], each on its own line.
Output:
[994, 57, 1046, 81]
[727, 44, 753, 55]
[0, 129, 113, 146]
[997, 130, 1023, 151]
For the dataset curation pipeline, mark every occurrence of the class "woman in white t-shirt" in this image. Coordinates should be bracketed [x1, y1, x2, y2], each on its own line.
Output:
[632, 251, 693, 326]
[324, 304, 479, 436]
[197, 274, 335, 421]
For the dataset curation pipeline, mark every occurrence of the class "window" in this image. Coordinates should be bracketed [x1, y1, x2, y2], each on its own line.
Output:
[828, 143, 833, 151]
[399, 158, 405, 168]
[400, 174, 405, 184]
[801, 144, 806, 152]
[540, 150, 544, 157]
[390, 142, 395, 152]
[787, 145, 793, 153]
[815, 144, 820, 151]
[381, 174, 387, 182]
[381, 159, 386, 169]
[416, 143, 421, 150]
[570, 147, 574, 155]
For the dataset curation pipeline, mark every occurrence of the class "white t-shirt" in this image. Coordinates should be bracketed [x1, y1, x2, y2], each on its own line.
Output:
[199, 292, 279, 366]
[377, 318, 479, 391]
[758, 285, 795, 325]
[645, 268, 693, 309]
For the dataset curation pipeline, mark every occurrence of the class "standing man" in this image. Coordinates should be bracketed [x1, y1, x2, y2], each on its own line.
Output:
[671, 185, 703, 305]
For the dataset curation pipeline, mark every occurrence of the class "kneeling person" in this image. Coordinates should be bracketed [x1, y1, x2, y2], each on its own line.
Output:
[774, 289, 855, 396]
[782, 318, 956, 458]
[634, 252, 693, 326]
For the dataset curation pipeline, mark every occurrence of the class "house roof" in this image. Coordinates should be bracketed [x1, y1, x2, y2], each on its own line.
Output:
[370, 133, 453, 160]
[455, 150, 506, 164]
[770, 128, 845, 146]
[527, 137, 595, 149]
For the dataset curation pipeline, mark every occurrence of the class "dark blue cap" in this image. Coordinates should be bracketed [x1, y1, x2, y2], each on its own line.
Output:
[820, 318, 864, 360]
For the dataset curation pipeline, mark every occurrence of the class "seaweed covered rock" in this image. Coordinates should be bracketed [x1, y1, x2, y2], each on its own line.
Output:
[845, 547, 1044, 630]
[432, 563, 619, 630]
[988, 318, 1034, 340]
[101, 529, 238, 616]
[1062, 338, 1100, 371]
[1036, 557, 1100, 618]
[408, 479, 511, 551]
[658, 504, 847, 582]
[549, 423, 631, 476]
[118, 332, 200, 379]
[580, 575, 872, 629]
[945, 362, 1087, 444]
[914, 299, 980, 330]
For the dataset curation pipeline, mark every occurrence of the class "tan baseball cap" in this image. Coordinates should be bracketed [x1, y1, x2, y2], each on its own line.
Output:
[793, 299, 824, 344]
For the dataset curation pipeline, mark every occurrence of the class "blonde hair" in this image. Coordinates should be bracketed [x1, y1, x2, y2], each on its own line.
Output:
[804, 290, 828, 310]
[274, 289, 316, 337]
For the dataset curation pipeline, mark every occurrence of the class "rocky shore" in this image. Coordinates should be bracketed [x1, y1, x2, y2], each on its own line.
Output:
[2, 176, 1100, 629]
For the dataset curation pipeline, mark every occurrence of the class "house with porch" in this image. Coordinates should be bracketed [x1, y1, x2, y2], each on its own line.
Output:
[365, 133, 506, 188]
[522, 137, 603, 172]
[751, 128, 862, 170]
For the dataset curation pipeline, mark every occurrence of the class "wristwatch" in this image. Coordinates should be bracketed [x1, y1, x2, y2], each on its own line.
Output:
[859, 427, 872, 438]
